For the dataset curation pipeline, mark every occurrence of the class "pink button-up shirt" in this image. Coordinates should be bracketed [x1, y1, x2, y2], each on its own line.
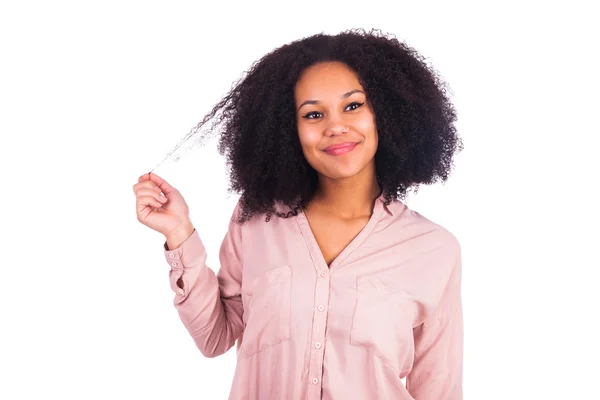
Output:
[163, 195, 463, 399]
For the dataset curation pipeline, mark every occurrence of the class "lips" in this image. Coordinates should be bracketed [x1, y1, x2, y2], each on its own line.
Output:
[323, 142, 358, 155]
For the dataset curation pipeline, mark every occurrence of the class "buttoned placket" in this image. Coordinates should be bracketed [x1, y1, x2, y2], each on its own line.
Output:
[307, 263, 330, 394]
[295, 200, 386, 399]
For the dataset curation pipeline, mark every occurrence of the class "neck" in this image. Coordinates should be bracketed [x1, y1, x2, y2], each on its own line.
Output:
[311, 162, 381, 219]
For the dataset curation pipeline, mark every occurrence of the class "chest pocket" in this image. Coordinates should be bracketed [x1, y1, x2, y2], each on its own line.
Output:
[350, 273, 416, 373]
[240, 265, 292, 359]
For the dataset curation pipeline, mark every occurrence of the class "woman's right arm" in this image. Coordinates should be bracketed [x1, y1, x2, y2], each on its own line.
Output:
[133, 172, 245, 358]
[163, 204, 245, 358]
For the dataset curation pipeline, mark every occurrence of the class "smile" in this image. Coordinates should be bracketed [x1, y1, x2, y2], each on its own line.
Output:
[323, 142, 358, 156]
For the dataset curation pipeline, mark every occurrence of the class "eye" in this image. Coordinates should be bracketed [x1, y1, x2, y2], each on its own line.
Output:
[301, 101, 364, 120]
[302, 111, 322, 119]
[345, 101, 364, 111]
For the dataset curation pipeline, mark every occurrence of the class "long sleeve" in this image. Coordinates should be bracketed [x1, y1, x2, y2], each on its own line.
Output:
[163, 204, 244, 358]
[406, 244, 464, 400]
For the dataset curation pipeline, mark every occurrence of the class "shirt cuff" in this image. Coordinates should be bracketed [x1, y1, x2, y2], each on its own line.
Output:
[163, 229, 205, 296]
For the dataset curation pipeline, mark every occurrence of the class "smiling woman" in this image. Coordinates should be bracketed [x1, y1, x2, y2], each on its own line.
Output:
[133, 28, 464, 400]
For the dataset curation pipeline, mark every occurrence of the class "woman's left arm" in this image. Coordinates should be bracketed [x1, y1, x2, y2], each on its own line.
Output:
[406, 244, 464, 400]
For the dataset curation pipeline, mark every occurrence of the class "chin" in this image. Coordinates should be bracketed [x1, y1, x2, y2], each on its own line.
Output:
[320, 163, 368, 181]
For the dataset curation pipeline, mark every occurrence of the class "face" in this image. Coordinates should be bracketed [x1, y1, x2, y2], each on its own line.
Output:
[294, 61, 378, 182]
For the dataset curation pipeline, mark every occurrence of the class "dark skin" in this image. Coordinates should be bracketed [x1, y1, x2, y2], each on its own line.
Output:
[294, 61, 381, 266]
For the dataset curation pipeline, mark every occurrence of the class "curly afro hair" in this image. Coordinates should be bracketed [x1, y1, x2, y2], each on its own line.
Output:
[189, 28, 462, 223]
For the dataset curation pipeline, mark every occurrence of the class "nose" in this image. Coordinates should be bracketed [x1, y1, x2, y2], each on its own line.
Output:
[325, 114, 349, 136]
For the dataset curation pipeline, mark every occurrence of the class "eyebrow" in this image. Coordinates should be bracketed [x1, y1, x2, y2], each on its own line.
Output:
[297, 89, 365, 112]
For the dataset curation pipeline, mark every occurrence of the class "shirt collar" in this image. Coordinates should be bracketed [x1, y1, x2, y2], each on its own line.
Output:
[279, 192, 397, 217]
[376, 192, 395, 216]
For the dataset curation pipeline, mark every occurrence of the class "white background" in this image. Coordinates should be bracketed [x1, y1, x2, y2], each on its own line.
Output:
[1, 0, 598, 398]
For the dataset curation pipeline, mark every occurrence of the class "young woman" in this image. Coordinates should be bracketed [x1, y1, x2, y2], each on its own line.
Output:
[133, 29, 464, 400]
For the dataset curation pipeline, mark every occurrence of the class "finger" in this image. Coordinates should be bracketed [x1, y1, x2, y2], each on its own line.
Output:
[137, 195, 165, 210]
[147, 172, 176, 195]
[137, 187, 168, 203]
[133, 181, 161, 195]
[138, 172, 151, 183]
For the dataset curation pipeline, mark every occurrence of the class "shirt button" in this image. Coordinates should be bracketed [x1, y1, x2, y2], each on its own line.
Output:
[314, 342, 322, 349]
[169, 253, 175, 258]
[320, 271, 327, 277]
[312, 377, 319, 385]
[171, 261, 178, 267]
[317, 305, 325, 312]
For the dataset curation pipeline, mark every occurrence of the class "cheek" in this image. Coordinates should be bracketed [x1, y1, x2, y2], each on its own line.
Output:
[358, 114, 377, 135]
[297, 127, 320, 150]
[360, 116, 378, 153]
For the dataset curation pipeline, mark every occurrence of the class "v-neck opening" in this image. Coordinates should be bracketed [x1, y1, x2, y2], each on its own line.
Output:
[295, 199, 385, 271]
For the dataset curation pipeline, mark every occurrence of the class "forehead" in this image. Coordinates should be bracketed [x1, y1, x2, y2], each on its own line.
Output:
[294, 62, 363, 99]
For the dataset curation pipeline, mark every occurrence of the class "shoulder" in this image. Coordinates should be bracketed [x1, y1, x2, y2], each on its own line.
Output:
[388, 200, 461, 257]
[410, 208, 462, 279]
[418, 210, 460, 252]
